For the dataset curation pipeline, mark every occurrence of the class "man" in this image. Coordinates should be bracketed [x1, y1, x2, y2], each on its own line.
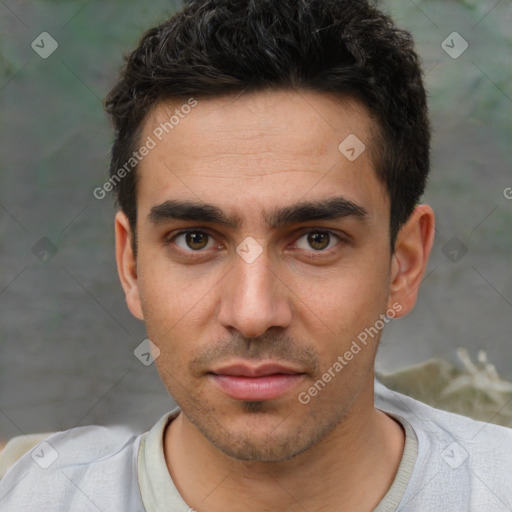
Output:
[0, 0, 510, 510]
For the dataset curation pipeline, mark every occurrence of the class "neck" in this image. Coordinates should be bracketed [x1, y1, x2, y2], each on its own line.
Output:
[164, 381, 405, 512]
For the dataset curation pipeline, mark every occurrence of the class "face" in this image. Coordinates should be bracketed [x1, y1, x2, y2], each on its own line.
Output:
[116, 90, 420, 462]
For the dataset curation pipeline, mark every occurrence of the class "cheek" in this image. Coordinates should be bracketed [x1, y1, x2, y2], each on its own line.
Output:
[138, 246, 216, 321]
[304, 257, 390, 332]
[136, 254, 223, 368]
[298, 267, 390, 385]
[299, 268, 389, 398]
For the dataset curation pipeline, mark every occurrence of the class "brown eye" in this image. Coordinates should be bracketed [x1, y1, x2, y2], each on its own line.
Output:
[173, 231, 213, 251]
[186, 232, 209, 250]
[307, 231, 331, 250]
[293, 230, 342, 253]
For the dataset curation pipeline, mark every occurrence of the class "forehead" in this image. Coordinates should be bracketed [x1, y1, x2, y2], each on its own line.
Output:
[135, 90, 388, 222]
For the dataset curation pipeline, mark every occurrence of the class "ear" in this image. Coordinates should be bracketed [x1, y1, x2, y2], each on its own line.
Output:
[387, 204, 435, 318]
[115, 211, 144, 320]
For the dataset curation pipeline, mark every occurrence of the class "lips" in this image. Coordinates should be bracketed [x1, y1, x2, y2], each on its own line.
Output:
[212, 363, 302, 377]
[209, 362, 306, 401]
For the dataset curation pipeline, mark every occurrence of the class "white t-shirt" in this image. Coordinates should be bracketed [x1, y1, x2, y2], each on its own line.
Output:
[0, 380, 510, 511]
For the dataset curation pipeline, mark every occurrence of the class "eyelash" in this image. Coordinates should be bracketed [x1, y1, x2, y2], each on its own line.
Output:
[164, 228, 344, 258]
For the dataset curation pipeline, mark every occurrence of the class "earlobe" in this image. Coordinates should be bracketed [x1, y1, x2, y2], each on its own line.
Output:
[115, 211, 144, 320]
[387, 205, 435, 317]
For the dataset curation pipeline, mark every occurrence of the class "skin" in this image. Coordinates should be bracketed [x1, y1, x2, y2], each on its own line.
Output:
[115, 90, 435, 511]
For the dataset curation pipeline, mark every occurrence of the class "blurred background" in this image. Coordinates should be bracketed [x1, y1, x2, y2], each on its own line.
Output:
[0, 0, 511, 441]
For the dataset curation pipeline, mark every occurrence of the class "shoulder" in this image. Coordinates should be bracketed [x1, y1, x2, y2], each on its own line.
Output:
[375, 378, 512, 450]
[0, 423, 144, 511]
[0, 432, 55, 478]
[375, 380, 512, 510]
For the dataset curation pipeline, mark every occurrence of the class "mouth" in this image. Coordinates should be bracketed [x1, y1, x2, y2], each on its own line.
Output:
[208, 362, 307, 401]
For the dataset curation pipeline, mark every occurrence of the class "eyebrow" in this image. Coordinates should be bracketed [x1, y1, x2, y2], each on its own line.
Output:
[147, 196, 368, 229]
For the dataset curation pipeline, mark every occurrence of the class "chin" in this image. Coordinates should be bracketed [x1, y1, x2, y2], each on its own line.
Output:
[211, 429, 313, 462]
[196, 408, 324, 462]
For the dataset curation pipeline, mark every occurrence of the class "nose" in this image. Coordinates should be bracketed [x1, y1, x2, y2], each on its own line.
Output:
[217, 245, 293, 338]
